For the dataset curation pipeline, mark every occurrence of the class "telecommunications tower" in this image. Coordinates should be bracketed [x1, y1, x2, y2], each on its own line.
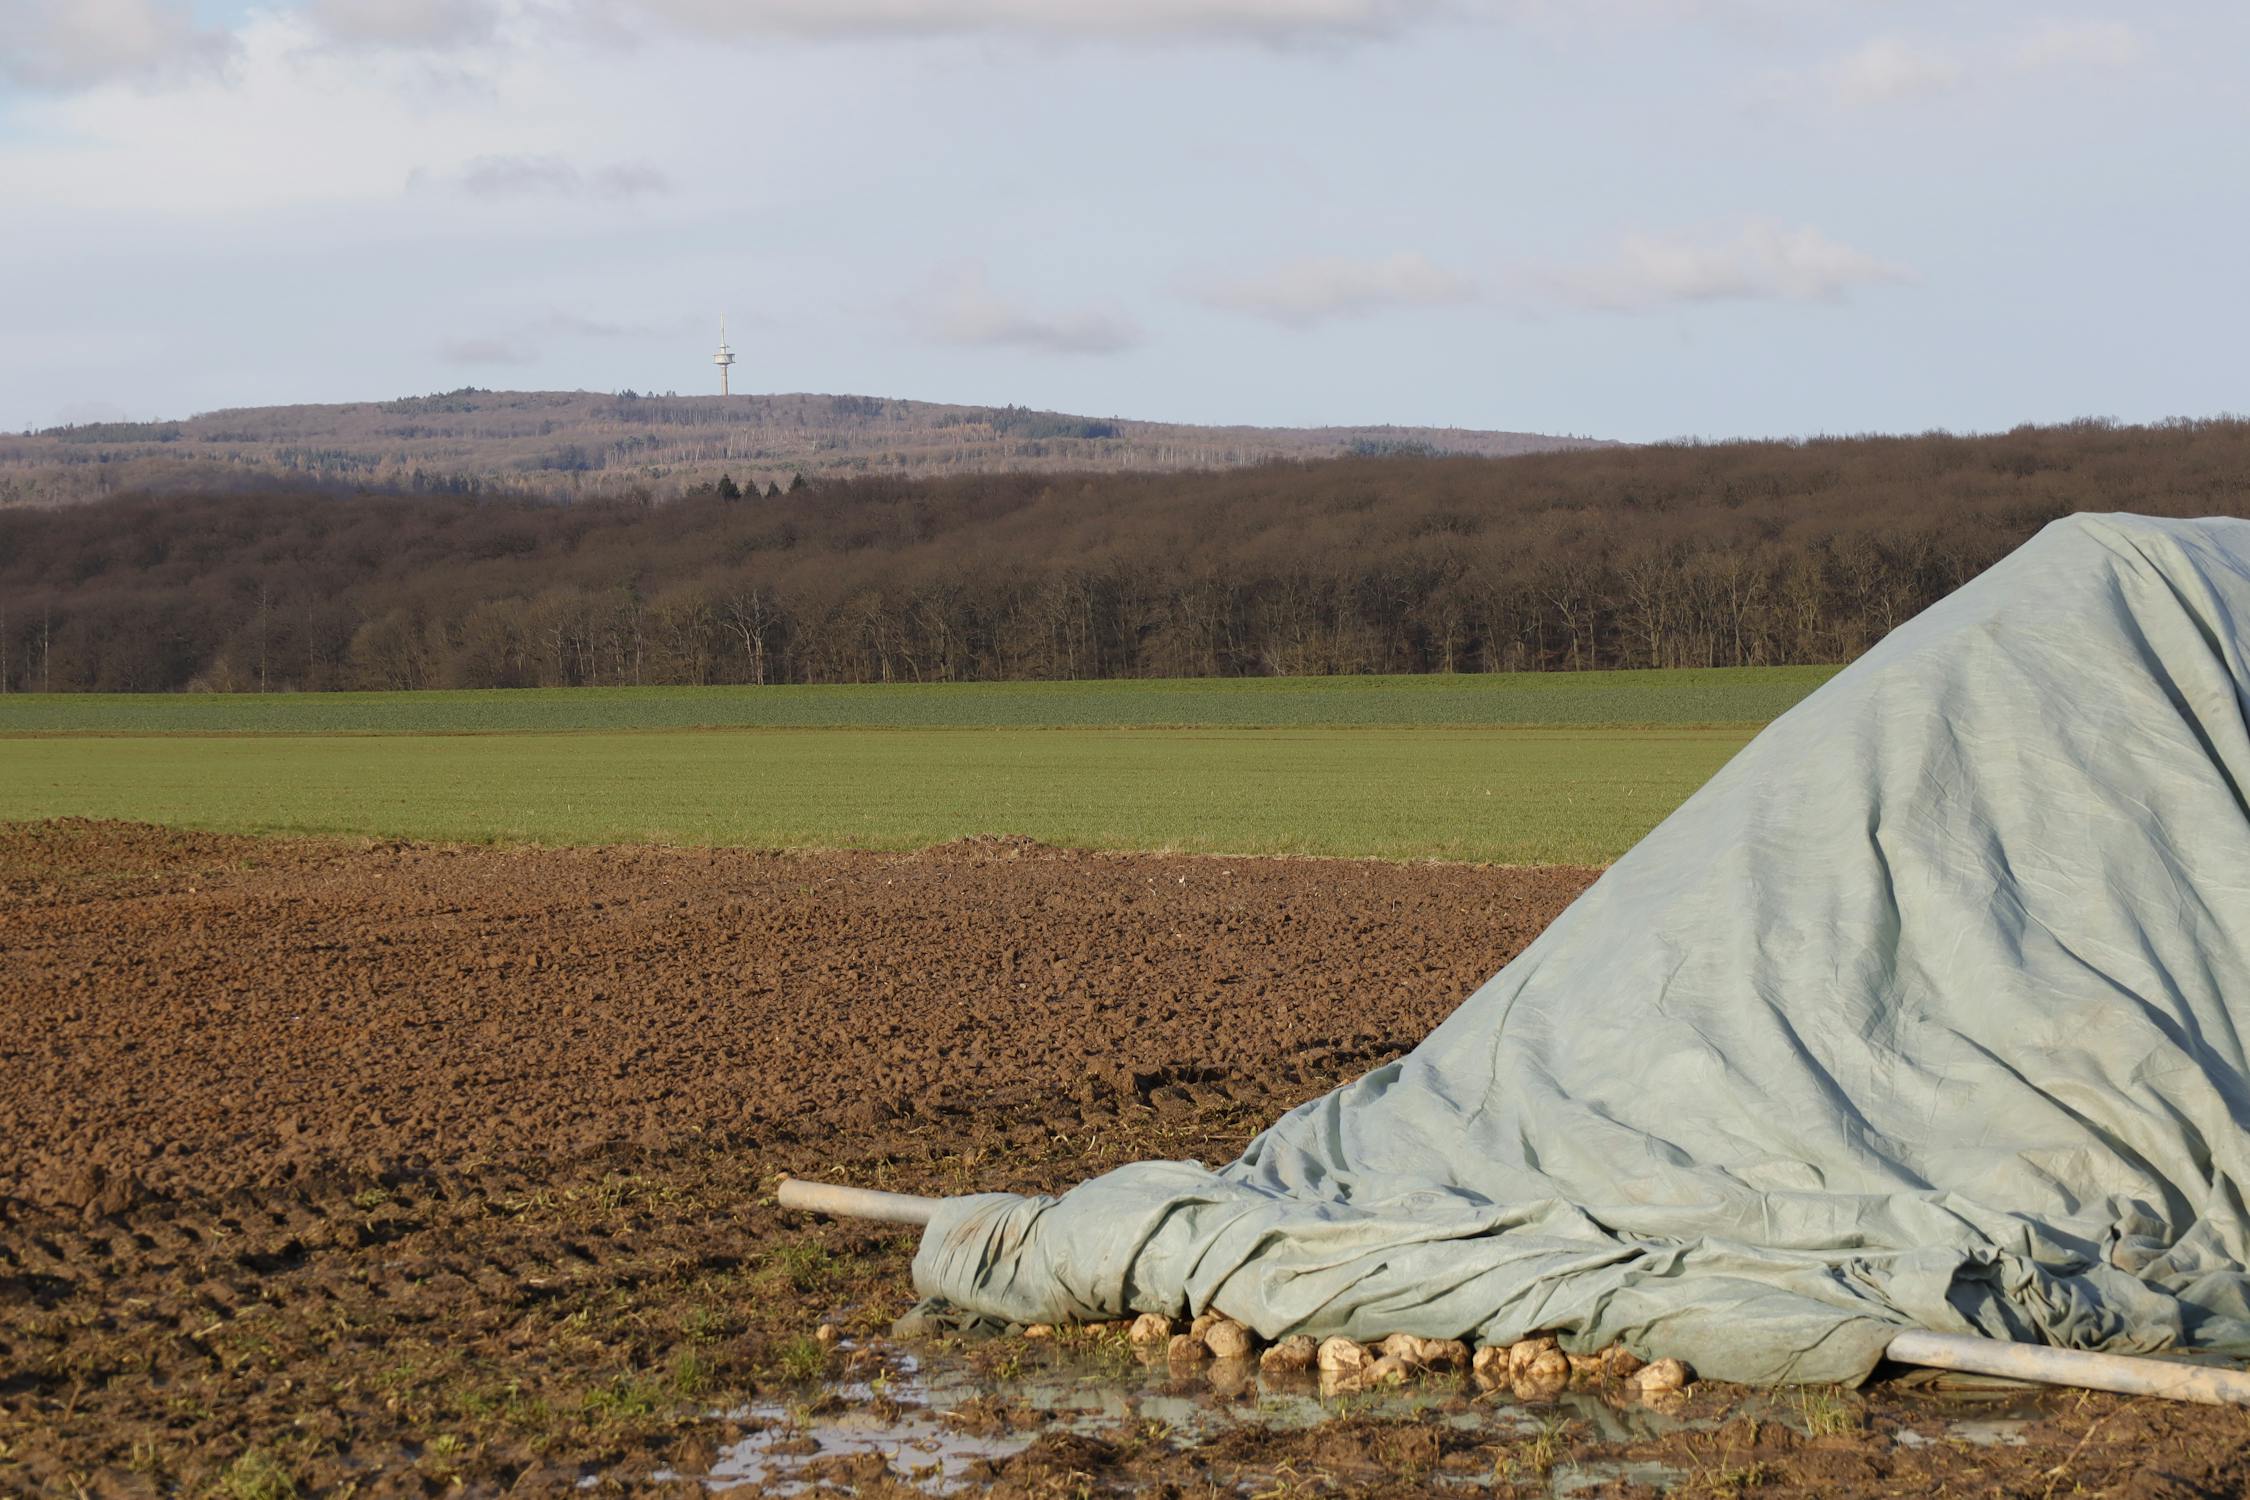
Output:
[713, 318, 737, 396]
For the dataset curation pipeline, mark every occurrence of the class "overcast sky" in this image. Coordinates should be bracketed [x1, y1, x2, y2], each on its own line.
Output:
[1, 0, 2240, 441]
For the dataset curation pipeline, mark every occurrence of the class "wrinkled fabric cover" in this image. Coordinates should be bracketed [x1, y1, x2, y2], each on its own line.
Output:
[913, 514, 2250, 1383]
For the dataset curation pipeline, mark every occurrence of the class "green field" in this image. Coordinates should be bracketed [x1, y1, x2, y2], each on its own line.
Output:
[0, 668, 1829, 864]
[0, 665, 1834, 734]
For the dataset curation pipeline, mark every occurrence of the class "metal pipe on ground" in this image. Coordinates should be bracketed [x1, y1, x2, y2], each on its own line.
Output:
[776, 1178, 2250, 1406]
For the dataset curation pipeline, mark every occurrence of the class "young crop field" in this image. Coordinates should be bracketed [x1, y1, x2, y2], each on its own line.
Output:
[0, 668, 1826, 863]
[0, 664, 1834, 735]
[0, 725, 1755, 865]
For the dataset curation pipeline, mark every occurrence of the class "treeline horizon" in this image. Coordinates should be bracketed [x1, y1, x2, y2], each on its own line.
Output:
[3, 416, 2246, 694]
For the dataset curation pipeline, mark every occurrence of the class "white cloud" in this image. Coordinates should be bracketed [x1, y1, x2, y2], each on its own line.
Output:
[1808, 19, 2146, 110]
[0, 0, 1460, 98]
[306, 0, 507, 48]
[1532, 220, 1909, 312]
[0, 0, 235, 90]
[599, 0, 1445, 44]
[0, 10, 551, 218]
[919, 267, 1142, 356]
[436, 154, 674, 200]
[1823, 36, 1961, 107]
[1189, 251, 1475, 328]
[2009, 19, 2142, 73]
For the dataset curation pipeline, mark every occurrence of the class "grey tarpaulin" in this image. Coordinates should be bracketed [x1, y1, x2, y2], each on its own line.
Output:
[910, 513, 2250, 1384]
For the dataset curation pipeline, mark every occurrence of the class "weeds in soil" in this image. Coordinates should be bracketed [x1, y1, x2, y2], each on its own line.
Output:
[1682, 1460, 1769, 1498]
[1793, 1386, 1859, 1436]
[126, 1440, 167, 1480]
[577, 1172, 693, 1219]
[670, 1349, 714, 1400]
[418, 1433, 468, 1484]
[1071, 1331, 1139, 1380]
[215, 1448, 299, 1500]
[773, 1336, 828, 1383]
[1491, 1413, 1574, 1484]
[457, 1379, 552, 1431]
[580, 1375, 662, 1424]
[1527, 1413, 1573, 1468]
[678, 1305, 730, 1343]
[1247, 1464, 1324, 1500]
[761, 1244, 839, 1296]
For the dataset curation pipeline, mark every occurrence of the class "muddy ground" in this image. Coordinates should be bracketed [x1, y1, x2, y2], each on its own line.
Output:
[4, 819, 2248, 1498]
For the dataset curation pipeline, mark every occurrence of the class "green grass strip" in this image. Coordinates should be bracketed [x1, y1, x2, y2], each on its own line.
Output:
[0, 665, 1836, 735]
[0, 725, 1757, 866]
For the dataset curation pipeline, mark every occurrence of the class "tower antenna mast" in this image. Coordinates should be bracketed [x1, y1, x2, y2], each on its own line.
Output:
[713, 318, 737, 397]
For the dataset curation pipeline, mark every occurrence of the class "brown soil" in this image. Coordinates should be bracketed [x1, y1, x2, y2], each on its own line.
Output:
[4, 819, 2247, 1497]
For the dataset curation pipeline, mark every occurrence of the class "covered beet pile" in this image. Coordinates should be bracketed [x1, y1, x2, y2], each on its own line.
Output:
[914, 513, 2250, 1384]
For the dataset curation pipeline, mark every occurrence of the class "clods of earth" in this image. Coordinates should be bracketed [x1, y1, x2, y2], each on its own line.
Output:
[5, 819, 2250, 1495]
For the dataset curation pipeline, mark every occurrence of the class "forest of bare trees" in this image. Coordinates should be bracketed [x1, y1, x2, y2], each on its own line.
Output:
[2, 416, 2244, 694]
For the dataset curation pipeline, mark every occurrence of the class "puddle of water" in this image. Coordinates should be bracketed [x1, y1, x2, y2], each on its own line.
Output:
[656, 1400, 1030, 1494]
[1552, 1460, 1686, 1497]
[651, 1337, 2095, 1494]
[660, 1344, 1708, 1494]
[1894, 1417, 2032, 1450]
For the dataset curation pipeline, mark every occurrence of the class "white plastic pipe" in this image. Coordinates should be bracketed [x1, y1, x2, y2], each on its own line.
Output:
[1885, 1329, 2250, 1406]
[773, 1179, 2250, 1404]
[776, 1177, 938, 1226]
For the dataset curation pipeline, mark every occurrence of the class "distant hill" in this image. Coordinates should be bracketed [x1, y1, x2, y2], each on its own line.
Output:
[0, 389, 1611, 507]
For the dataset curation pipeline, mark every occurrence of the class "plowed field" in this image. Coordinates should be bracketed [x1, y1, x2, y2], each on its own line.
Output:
[5, 821, 2247, 1497]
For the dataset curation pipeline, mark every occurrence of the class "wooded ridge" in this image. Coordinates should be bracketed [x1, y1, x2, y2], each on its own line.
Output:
[2, 416, 2242, 694]
[0, 388, 1605, 508]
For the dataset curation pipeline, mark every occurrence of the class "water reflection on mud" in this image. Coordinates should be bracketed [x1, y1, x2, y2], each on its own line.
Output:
[656, 1343, 1702, 1494]
[650, 1342, 2066, 1495]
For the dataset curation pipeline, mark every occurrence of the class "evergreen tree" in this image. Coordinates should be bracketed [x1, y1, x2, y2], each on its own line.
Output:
[716, 473, 741, 501]
[787, 472, 807, 493]
[764, 480, 782, 499]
